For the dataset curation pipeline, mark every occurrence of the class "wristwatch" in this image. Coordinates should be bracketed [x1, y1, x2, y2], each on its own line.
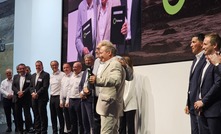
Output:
[215, 63, 219, 66]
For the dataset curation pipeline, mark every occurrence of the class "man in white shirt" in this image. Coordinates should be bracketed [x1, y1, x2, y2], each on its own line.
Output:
[49, 60, 65, 134]
[60, 63, 73, 133]
[75, 0, 97, 61]
[0, 68, 17, 132]
[65, 62, 84, 134]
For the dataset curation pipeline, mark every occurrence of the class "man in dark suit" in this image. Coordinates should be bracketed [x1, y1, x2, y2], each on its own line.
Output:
[12, 63, 33, 134]
[120, 0, 141, 52]
[79, 54, 95, 134]
[184, 34, 206, 134]
[30, 60, 50, 134]
[194, 33, 221, 134]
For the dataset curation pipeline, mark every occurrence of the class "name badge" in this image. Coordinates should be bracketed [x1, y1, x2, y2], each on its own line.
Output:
[38, 78, 42, 82]
[26, 80, 31, 83]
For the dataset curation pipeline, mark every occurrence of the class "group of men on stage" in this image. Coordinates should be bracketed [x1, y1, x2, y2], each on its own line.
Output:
[0, 40, 134, 134]
[185, 33, 221, 134]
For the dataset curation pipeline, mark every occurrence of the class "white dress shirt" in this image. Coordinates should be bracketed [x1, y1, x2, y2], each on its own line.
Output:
[87, 1, 95, 38]
[192, 50, 204, 73]
[66, 71, 83, 103]
[50, 70, 65, 96]
[199, 59, 210, 99]
[19, 75, 25, 91]
[60, 72, 73, 101]
[126, 0, 132, 40]
[0, 78, 13, 98]
[98, 2, 108, 41]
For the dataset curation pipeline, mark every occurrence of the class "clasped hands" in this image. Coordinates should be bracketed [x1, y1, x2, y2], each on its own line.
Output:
[194, 100, 204, 110]
[31, 92, 38, 99]
[18, 91, 24, 98]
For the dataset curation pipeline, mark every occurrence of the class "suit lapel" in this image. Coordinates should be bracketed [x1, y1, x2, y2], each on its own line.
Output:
[100, 59, 113, 76]
[190, 58, 197, 77]
[201, 64, 213, 86]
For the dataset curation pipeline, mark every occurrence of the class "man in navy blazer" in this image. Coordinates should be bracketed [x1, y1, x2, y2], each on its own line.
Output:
[194, 33, 221, 134]
[30, 60, 50, 134]
[120, 0, 141, 52]
[184, 34, 206, 134]
[12, 63, 33, 133]
[79, 54, 95, 134]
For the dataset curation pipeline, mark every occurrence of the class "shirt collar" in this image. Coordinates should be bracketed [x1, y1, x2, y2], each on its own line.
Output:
[66, 72, 73, 77]
[53, 70, 60, 75]
[195, 50, 204, 60]
[87, 1, 94, 10]
[36, 70, 42, 75]
[7, 78, 13, 81]
[73, 71, 83, 77]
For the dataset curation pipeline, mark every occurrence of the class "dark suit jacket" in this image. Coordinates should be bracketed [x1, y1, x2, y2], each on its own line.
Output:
[30, 71, 50, 101]
[12, 73, 32, 103]
[121, 0, 141, 51]
[79, 68, 94, 102]
[187, 55, 206, 114]
[199, 64, 221, 117]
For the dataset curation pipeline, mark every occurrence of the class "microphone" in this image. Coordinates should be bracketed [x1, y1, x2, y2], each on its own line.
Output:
[87, 67, 93, 80]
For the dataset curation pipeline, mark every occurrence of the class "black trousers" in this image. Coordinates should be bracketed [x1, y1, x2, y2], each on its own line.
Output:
[69, 98, 83, 134]
[81, 100, 93, 134]
[93, 97, 100, 134]
[119, 110, 136, 134]
[190, 113, 199, 134]
[50, 95, 64, 134]
[32, 99, 48, 134]
[62, 98, 71, 132]
[3, 98, 17, 129]
[198, 114, 221, 134]
[15, 99, 32, 132]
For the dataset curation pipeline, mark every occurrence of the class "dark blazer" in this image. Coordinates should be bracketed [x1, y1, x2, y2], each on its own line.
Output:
[187, 55, 206, 114]
[121, 0, 141, 51]
[12, 73, 32, 102]
[199, 64, 221, 117]
[30, 71, 50, 101]
[214, 64, 221, 76]
[79, 68, 94, 102]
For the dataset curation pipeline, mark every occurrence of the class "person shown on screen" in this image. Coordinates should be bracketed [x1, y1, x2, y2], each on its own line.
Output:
[184, 34, 206, 134]
[120, 0, 141, 52]
[75, 0, 97, 61]
[96, 0, 127, 55]
[194, 33, 221, 134]
[96, 0, 121, 43]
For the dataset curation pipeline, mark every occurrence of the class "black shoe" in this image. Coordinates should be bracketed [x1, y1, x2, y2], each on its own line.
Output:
[6, 128, 12, 132]
[27, 128, 35, 133]
[15, 127, 18, 132]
